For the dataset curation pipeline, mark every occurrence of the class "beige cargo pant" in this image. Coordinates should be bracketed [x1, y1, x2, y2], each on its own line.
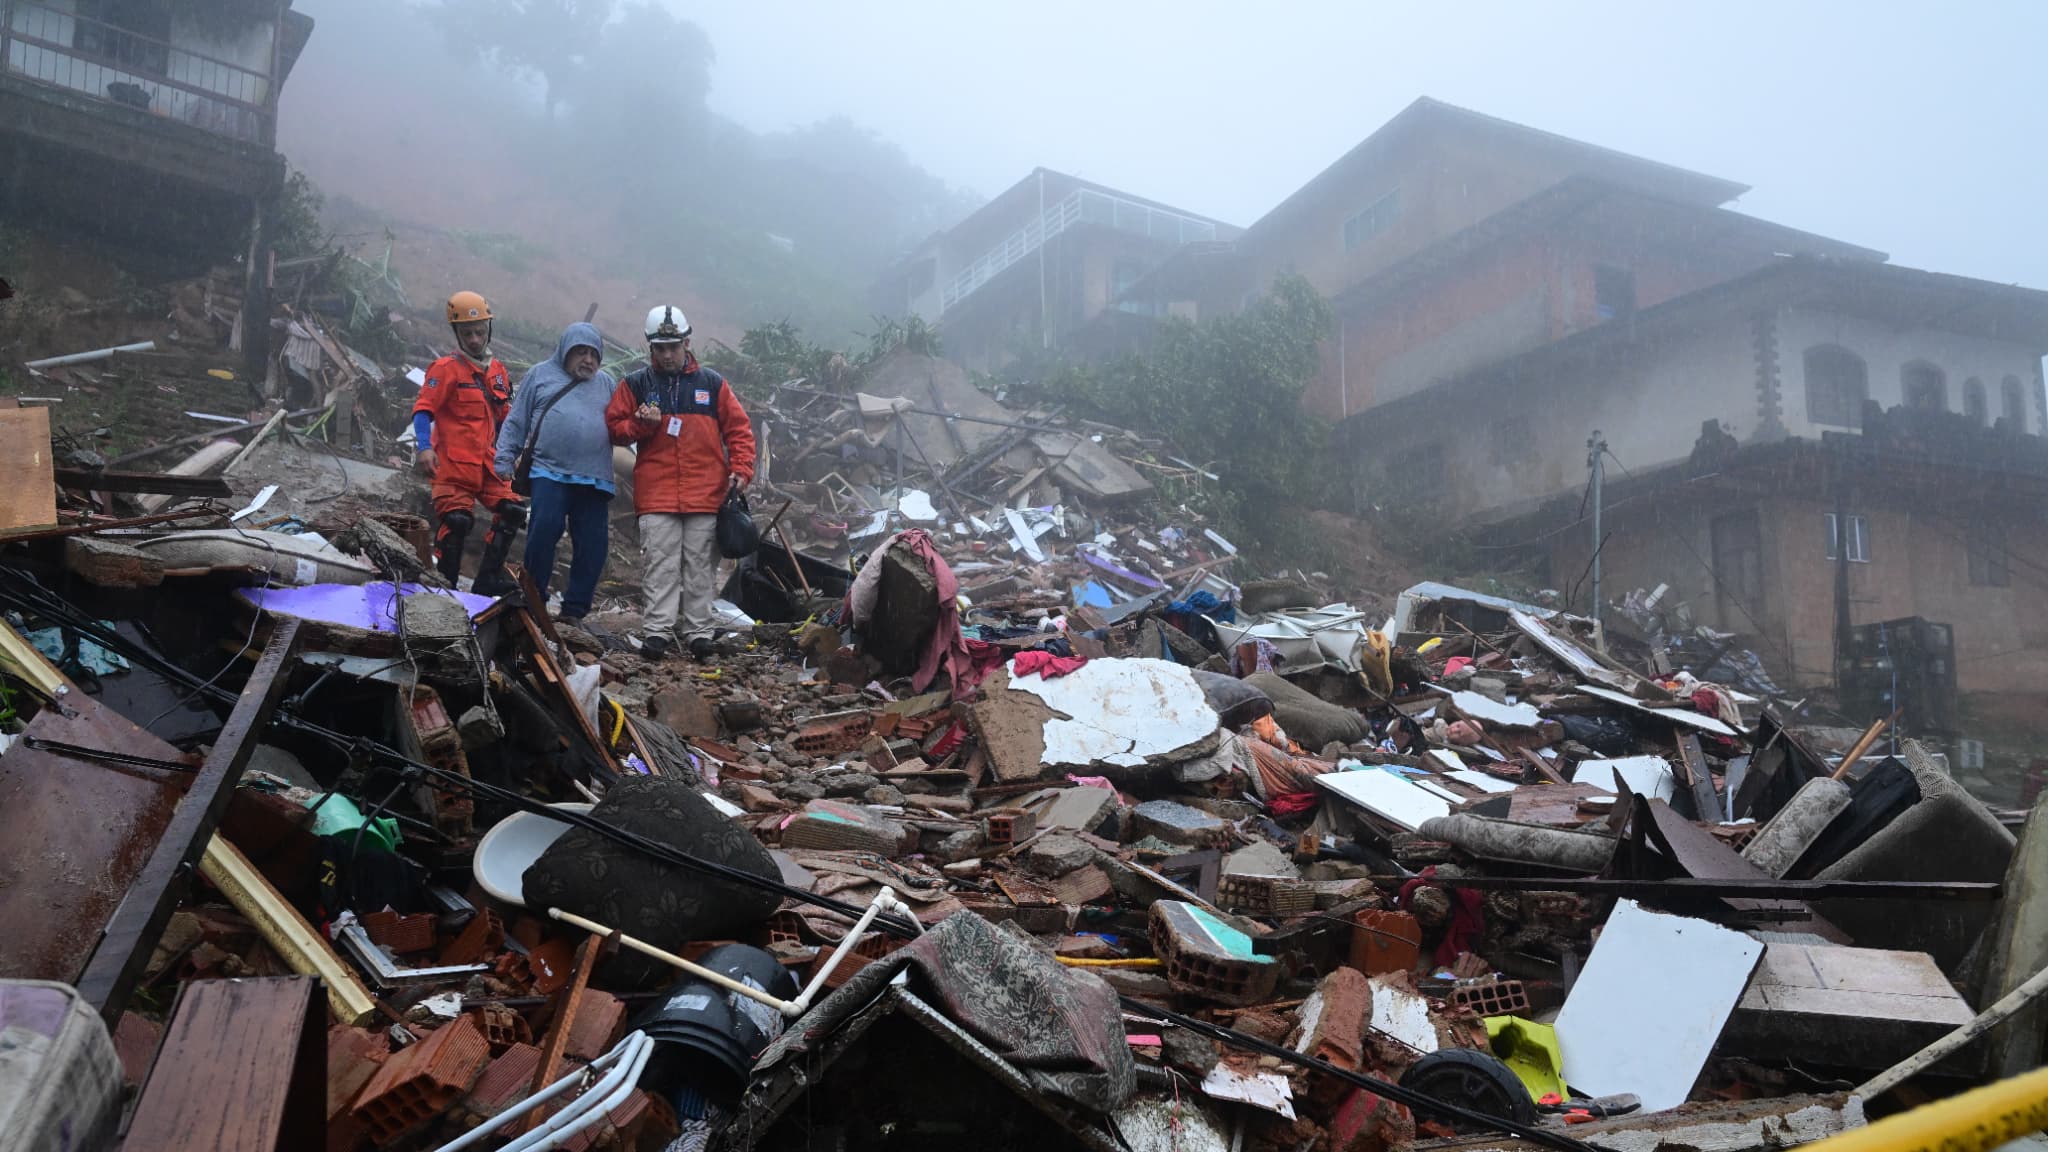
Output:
[639, 513, 719, 643]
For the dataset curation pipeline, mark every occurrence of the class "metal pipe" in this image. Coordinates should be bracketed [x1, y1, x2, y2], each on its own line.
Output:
[24, 340, 155, 369]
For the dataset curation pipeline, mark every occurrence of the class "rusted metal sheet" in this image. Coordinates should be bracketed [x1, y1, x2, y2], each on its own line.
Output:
[0, 694, 188, 982]
[77, 619, 301, 1022]
[125, 976, 325, 1152]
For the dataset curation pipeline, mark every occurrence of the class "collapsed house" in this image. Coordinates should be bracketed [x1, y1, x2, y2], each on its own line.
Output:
[0, 270, 2043, 1152]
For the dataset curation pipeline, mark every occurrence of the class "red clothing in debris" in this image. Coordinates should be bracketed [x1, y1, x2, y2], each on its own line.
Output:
[1012, 651, 1088, 679]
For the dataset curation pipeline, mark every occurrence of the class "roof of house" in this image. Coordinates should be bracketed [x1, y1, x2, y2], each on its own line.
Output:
[1327, 175, 1886, 315]
[934, 166, 1240, 262]
[1245, 96, 1749, 239]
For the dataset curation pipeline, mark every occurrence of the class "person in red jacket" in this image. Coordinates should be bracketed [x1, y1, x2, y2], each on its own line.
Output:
[606, 306, 755, 659]
[412, 290, 525, 592]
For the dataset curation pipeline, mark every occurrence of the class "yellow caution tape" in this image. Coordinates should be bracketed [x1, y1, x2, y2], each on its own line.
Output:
[1804, 1067, 2048, 1152]
[207, 368, 235, 380]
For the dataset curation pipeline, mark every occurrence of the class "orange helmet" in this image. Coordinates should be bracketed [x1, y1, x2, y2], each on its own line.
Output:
[446, 291, 493, 325]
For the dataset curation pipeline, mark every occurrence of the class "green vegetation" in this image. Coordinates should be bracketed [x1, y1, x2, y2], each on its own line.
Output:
[710, 315, 942, 405]
[1016, 275, 1337, 570]
[455, 231, 551, 276]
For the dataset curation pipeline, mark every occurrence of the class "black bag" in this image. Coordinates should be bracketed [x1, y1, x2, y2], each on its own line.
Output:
[510, 379, 583, 498]
[716, 486, 759, 558]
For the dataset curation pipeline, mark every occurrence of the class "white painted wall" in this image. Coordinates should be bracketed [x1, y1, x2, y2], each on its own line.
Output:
[1778, 306, 2043, 435]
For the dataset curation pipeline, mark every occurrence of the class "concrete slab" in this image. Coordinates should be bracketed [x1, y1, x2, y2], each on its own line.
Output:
[1723, 943, 1973, 1070]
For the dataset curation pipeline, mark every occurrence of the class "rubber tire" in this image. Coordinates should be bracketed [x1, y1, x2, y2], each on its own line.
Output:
[1398, 1048, 1538, 1131]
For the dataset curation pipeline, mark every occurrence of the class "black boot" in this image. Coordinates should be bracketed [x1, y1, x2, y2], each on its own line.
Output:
[433, 510, 474, 585]
[470, 499, 526, 597]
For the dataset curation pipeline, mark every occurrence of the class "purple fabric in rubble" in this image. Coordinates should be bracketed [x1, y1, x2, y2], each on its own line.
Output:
[236, 582, 494, 632]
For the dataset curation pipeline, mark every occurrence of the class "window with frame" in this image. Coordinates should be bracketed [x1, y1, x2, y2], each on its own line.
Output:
[1967, 518, 2010, 587]
[1594, 265, 1635, 320]
[1825, 512, 1870, 563]
[1902, 361, 1948, 412]
[1803, 345, 1868, 427]
[1342, 189, 1401, 251]
[2002, 375, 2027, 431]
[1963, 378, 1988, 425]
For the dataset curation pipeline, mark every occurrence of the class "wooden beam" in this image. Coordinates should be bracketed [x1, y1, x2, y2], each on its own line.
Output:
[76, 619, 301, 1023]
[521, 932, 601, 1135]
[52, 468, 232, 497]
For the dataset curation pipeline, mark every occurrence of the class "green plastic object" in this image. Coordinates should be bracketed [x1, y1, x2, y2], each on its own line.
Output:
[307, 793, 400, 853]
[1485, 1015, 1568, 1102]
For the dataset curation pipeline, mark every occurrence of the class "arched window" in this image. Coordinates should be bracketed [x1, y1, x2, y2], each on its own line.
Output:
[1963, 378, 1988, 425]
[1902, 361, 1947, 411]
[2002, 375, 2027, 431]
[1804, 345, 1868, 427]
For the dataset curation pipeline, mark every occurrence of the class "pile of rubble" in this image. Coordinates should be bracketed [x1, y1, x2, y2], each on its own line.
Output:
[0, 283, 2042, 1152]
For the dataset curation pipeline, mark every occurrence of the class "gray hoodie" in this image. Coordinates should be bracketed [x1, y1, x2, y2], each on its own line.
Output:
[494, 322, 617, 491]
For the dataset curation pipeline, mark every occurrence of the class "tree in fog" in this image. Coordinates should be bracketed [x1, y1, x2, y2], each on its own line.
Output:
[432, 0, 615, 121]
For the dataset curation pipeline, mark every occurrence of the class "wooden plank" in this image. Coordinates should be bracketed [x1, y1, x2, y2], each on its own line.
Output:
[521, 933, 601, 1134]
[0, 406, 58, 531]
[1677, 734, 1721, 821]
[124, 976, 325, 1152]
[52, 468, 233, 497]
[76, 619, 301, 1023]
[514, 566, 613, 769]
[0, 695, 186, 983]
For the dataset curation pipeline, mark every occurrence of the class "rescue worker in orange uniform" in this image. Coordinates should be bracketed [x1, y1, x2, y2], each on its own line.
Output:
[412, 290, 525, 592]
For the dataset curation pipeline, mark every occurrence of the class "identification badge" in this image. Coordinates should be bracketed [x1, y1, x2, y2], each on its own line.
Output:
[666, 416, 683, 436]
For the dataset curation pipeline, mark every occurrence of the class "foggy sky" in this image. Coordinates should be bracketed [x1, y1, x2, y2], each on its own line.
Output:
[672, 0, 2048, 289]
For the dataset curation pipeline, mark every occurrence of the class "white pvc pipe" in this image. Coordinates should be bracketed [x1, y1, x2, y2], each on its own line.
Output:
[787, 889, 918, 1015]
[430, 1033, 645, 1152]
[502, 1032, 655, 1152]
[548, 907, 801, 1016]
[24, 341, 156, 369]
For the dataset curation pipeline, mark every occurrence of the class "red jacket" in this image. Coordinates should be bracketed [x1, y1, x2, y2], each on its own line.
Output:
[413, 354, 512, 465]
[606, 360, 756, 515]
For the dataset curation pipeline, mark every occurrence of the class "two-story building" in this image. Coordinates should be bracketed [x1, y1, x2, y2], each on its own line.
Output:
[867, 167, 1237, 373]
[1, 0, 313, 363]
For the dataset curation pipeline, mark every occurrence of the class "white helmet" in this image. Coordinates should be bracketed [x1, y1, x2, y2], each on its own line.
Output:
[645, 305, 690, 345]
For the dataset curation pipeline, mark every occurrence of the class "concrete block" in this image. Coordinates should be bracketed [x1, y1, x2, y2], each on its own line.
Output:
[1723, 943, 1973, 1070]
[1130, 799, 1232, 849]
[1025, 834, 1098, 878]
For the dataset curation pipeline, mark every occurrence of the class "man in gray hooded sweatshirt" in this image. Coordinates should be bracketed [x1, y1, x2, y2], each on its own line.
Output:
[494, 322, 617, 624]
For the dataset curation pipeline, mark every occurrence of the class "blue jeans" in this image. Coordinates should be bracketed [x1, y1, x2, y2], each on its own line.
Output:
[523, 475, 611, 618]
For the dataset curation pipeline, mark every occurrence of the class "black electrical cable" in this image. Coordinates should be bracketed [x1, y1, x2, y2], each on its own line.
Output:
[0, 570, 1596, 1151]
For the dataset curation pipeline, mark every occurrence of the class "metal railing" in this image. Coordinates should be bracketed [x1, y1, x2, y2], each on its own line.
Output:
[937, 187, 1221, 315]
[1, 0, 277, 144]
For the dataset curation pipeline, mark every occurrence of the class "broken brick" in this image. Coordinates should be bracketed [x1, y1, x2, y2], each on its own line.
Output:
[351, 1015, 490, 1143]
[563, 989, 624, 1062]
[441, 909, 505, 966]
[792, 712, 873, 755]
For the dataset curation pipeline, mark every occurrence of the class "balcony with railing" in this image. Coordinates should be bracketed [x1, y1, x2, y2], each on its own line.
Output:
[938, 187, 1221, 315]
[1, 0, 278, 146]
